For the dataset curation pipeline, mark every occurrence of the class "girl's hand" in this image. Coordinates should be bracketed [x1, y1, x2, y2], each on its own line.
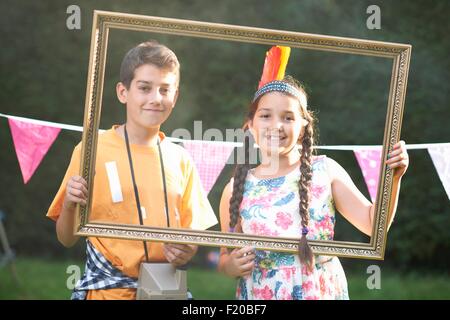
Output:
[386, 140, 409, 179]
[224, 246, 256, 278]
[63, 176, 88, 210]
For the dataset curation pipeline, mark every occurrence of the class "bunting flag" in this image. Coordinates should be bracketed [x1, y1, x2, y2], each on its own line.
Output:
[1, 114, 450, 200]
[354, 148, 382, 202]
[428, 145, 450, 200]
[182, 140, 235, 194]
[8, 118, 61, 184]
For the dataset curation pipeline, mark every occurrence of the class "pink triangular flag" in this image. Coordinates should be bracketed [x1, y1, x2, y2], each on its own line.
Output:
[428, 145, 450, 201]
[183, 140, 234, 194]
[354, 148, 382, 202]
[8, 118, 61, 184]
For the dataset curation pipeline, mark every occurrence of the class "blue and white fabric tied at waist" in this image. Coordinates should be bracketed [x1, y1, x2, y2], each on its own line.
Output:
[71, 240, 138, 300]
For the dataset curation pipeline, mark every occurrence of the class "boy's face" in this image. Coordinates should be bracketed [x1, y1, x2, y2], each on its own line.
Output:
[116, 64, 179, 131]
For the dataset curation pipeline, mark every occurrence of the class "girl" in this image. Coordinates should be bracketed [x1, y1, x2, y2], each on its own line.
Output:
[218, 76, 409, 300]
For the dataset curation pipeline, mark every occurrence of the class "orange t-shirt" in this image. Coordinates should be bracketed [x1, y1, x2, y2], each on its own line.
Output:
[47, 126, 218, 299]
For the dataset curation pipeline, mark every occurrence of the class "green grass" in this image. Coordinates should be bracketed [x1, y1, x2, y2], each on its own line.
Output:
[0, 258, 81, 299]
[345, 272, 450, 300]
[1, 257, 449, 299]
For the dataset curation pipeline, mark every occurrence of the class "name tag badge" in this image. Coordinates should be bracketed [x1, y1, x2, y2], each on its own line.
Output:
[105, 161, 123, 203]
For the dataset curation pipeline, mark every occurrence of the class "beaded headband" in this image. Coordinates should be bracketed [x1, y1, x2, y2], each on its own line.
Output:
[252, 80, 308, 109]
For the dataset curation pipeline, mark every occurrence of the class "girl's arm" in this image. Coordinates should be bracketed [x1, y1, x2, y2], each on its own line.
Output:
[327, 158, 374, 236]
[385, 141, 409, 229]
[217, 181, 232, 273]
[217, 181, 255, 277]
[327, 141, 409, 236]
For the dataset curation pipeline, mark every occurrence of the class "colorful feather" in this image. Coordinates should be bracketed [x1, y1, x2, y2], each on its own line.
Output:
[276, 46, 291, 80]
[258, 46, 291, 89]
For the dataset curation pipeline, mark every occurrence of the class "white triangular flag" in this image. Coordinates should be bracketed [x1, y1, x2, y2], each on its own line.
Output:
[428, 145, 450, 201]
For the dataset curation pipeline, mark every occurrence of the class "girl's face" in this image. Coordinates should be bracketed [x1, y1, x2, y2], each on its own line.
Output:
[249, 91, 308, 156]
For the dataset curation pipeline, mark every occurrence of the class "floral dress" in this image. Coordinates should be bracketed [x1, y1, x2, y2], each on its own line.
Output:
[237, 155, 349, 300]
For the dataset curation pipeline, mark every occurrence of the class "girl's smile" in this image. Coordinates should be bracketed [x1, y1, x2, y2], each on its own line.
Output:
[263, 130, 287, 146]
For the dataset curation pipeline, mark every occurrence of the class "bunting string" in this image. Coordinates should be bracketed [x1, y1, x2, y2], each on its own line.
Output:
[1, 113, 447, 149]
[1, 113, 449, 200]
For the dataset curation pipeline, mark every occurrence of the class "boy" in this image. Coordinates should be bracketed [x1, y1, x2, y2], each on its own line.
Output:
[47, 41, 218, 300]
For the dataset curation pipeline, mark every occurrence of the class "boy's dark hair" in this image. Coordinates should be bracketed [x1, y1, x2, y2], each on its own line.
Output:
[119, 40, 180, 89]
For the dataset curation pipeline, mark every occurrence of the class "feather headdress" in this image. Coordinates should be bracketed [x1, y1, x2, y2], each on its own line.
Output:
[258, 46, 291, 89]
[253, 45, 305, 108]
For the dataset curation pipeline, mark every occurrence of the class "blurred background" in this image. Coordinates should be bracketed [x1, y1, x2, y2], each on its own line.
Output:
[0, 0, 449, 299]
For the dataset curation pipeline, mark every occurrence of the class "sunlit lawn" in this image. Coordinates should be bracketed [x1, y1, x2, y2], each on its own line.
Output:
[1, 258, 449, 300]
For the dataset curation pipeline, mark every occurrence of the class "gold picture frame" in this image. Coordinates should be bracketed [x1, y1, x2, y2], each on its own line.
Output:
[75, 10, 411, 260]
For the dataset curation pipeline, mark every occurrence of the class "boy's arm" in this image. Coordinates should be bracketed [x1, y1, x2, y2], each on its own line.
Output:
[56, 176, 87, 248]
[47, 144, 87, 247]
[56, 202, 79, 248]
[47, 144, 85, 247]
